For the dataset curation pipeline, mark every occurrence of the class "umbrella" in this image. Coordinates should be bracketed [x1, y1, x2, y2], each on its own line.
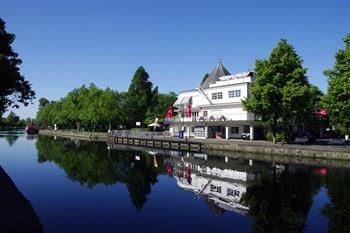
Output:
[148, 122, 161, 127]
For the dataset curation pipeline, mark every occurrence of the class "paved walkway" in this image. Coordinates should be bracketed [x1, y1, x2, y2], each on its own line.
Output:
[154, 137, 350, 153]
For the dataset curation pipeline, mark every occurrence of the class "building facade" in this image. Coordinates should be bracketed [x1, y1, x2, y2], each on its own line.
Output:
[169, 62, 261, 140]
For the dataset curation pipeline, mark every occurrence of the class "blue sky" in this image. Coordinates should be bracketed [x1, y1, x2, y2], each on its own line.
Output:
[1, 0, 349, 118]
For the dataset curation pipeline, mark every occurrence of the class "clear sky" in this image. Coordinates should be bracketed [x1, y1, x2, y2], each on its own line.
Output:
[1, 0, 349, 118]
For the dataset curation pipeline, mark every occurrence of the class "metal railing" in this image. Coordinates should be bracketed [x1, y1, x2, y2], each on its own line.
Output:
[110, 130, 169, 138]
[170, 113, 258, 122]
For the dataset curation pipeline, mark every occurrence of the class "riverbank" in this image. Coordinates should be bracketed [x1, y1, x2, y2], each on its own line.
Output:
[40, 129, 107, 141]
[39, 130, 350, 161]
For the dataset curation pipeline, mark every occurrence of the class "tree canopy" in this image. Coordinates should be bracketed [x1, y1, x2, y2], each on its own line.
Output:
[324, 33, 350, 134]
[0, 18, 35, 116]
[242, 39, 321, 142]
[124, 66, 156, 128]
[36, 67, 176, 131]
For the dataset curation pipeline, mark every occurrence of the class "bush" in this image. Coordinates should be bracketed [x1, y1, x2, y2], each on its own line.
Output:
[266, 131, 290, 142]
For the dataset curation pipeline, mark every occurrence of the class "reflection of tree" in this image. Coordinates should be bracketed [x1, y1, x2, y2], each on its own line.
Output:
[36, 136, 164, 210]
[5, 135, 19, 146]
[322, 169, 350, 233]
[124, 155, 159, 210]
[241, 166, 321, 233]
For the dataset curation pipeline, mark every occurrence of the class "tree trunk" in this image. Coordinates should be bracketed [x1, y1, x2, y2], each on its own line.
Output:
[272, 117, 278, 144]
[272, 130, 277, 144]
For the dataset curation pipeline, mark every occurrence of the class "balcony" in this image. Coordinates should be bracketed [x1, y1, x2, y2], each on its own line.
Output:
[170, 113, 259, 123]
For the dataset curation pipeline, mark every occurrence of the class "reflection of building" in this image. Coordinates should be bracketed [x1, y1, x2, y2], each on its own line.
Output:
[169, 62, 261, 140]
[167, 157, 258, 216]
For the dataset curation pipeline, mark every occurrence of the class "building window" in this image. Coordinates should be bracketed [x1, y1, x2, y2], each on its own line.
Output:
[229, 90, 241, 98]
[203, 111, 208, 117]
[210, 184, 222, 193]
[227, 188, 240, 197]
[211, 92, 223, 100]
[194, 126, 205, 138]
[231, 127, 239, 134]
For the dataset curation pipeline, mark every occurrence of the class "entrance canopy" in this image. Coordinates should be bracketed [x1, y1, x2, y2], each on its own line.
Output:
[174, 96, 191, 108]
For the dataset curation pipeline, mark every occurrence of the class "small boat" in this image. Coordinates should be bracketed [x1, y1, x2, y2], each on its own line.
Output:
[26, 125, 39, 135]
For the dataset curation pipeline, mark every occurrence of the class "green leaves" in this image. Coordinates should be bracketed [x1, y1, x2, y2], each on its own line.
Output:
[36, 84, 124, 130]
[0, 18, 35, 115]
[324, 33, 350, 134]
[242, 39, 321, 139]
[36, 67, 175, 130]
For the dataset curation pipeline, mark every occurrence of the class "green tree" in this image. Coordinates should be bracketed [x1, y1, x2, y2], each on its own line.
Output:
[145, 91, 177, 124]
[324, 33, 350, 135]
[0, 18, 35, 116]
[5, 111, 19, 127]
[124, 66, 155, 128]
[36, 84, 125, 131]
[242, 39, 315, 142]
[38, 98, 49, 110]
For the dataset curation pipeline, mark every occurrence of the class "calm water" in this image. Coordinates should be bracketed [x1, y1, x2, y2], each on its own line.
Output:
[0, 131, 349, 233]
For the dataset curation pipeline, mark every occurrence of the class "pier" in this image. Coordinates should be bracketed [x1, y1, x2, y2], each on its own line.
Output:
[106, 134, 202, 152]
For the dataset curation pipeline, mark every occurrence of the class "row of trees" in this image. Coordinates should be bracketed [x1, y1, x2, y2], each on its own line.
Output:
[36, 67, 176, 131]
[0, 111, 34, 129]
[243, 34, 350, 142]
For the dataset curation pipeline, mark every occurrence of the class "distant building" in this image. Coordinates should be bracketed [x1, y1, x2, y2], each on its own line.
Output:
[169, 62, 261, 139]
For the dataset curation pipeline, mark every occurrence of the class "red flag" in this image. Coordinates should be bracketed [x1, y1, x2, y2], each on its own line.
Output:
[165, 105, 174, 118]
[186, 103, 192, 117]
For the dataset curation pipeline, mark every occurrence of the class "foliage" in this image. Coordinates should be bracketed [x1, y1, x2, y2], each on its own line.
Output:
[266, 131, 290, 142]
[36, 66, 174, 131]
[5, 111, 19, 126]
[242, 39, 321, 142]
[124, 67, 156, 128]
[0, 18, 35, 116]
[36, 84, 124, 131]
[145, 91, 177, 124]
[324, 33, 350, 134]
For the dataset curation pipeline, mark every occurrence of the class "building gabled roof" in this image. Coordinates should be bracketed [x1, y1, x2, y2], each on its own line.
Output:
[200, 62, 231, 89]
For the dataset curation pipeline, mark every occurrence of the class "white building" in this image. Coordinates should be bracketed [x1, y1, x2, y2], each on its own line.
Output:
[169, 62, 261, 140]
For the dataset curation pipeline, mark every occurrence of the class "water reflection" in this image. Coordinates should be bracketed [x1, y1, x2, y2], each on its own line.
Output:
[0, 130, 23, 146]
[322, 169, 350, 233]
[35, 135, 350, 232]
[164, 153, 256, 216]
[36, 135, 164, 210]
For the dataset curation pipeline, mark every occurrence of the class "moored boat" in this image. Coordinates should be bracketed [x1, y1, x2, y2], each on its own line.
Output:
[26, 125, 39, 135]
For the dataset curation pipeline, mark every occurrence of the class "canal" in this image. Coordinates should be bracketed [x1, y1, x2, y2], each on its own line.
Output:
[0, 130, 349, 233]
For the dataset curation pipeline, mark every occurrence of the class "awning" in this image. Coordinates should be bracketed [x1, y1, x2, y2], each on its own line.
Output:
[174, 96, 191, 107]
